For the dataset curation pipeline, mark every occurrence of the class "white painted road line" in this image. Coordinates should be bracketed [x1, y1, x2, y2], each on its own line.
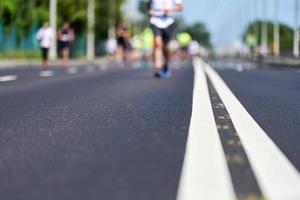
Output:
[177, 58, 235, 200]
[100, 66, 107, 70]
[67, 68, 78, 74]
[86, 67, 95, 73]
[39, 70, 55, 77]
[205, 64, 300, 200]
[0, 75, 18, 82]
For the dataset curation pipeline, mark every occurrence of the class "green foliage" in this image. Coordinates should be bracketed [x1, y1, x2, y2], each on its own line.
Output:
[243, 21, 293, 51]
[279, 24, 293, 51]
[57, 0, 87, 33]
[186, 22, 211, 48]
[0, 0, 17, 29]
[0, 0, 125, 38]
[0, 50, 40, 59]
[174, 18, 212, 48]
[138, 0, 148, 19]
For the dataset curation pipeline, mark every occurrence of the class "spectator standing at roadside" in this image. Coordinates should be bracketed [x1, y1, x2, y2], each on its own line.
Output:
[58, 22, 75, 69]
[36, 22, 53, 68]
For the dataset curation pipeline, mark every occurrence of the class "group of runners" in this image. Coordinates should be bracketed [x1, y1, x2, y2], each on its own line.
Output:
[37, 0, 194, 79]
[115, 0, 199, 78]
[36, 22, 74, 69]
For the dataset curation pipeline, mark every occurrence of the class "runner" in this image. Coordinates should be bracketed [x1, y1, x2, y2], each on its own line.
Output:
[176, 31, 192, 59]
[58, 22, 75, 69]
[148, 0, 183, 78]
[188, 40, 200, 58]
[36, 22, 53, 68]
[116, 23, 132, 66]
[141, 28, 154, 67]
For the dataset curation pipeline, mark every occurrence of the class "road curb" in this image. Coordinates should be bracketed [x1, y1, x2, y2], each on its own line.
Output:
[261, 56, 300, 68]
[0, 57, 115, 70]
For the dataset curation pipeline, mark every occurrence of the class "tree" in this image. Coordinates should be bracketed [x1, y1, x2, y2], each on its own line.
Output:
[186, 22, 211, 48]
[0, 0, 125, 38]
[243, 21, 293, 52]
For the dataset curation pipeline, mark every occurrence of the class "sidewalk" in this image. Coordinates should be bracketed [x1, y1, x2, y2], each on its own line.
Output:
[0, 57, 115, 70]
[261, 56, 300, 68]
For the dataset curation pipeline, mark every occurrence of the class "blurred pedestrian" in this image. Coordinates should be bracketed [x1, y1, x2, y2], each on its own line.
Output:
[36, 22, 53, 68]
[188, 40, 200, 58]
[141, 28, 154, 66]
[148, 0, 183, 78]
[176, 32, 192, 59]
[58, 22, 75, 69]
[106, 38, 117, 55]
[116, 23, 132, 66]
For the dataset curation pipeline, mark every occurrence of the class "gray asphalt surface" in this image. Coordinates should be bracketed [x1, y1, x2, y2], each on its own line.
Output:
[1, 59, 300, 200]
[0, 65, 193, 200]
[212, 59, 300, 171]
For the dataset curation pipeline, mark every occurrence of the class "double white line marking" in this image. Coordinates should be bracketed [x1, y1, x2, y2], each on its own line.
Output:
[0, 75, 17, 82]
[39, 70, 55, 78]
[177, 58, 300, 200]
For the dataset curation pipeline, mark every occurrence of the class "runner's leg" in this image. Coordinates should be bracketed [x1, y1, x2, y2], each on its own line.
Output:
[151, 25, 164, 70]
[41, 48, 49, 68]
[162, 25, 174, 72]
[154, 36, 163, 69]
[62, 47, 69, 68]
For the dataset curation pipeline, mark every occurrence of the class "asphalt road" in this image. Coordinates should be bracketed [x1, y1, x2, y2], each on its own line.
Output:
[0, 64, 193, 200]
[0, 59, 299, 200]
[212, 59, 300, 171]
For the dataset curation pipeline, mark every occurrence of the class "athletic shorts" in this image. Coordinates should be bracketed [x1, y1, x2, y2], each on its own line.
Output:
[60, 41, 70, 49]
[117, 36, 132, 51]
[150, 23, 174, 44]
[41, 48, 49, 60]
[117, 37, 125, 47]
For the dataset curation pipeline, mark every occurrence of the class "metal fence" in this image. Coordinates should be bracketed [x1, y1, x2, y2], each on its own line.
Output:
[0, 22, 106, 58]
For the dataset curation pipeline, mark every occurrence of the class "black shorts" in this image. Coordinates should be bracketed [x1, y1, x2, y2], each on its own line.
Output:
[151, 23, 174, 44]
[117, 37, 125, 47]
[117, 36, 132, 51]
[60, 41, 70, 49]
[41, 48, 49, 60]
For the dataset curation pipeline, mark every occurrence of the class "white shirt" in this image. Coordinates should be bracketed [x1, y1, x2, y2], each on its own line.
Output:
[106, 38, 117, 54]
[188, 40, 200, 55]
[36, 27, 53, 48]
[149, 0, 182, 29]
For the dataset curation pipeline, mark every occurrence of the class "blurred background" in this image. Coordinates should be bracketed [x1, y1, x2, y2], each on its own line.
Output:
[0, 0, 299, 59]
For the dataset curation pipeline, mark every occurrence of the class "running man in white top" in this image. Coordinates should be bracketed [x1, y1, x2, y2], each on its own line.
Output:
[36, 22, 54, 68]
[148, 0, 183, 78]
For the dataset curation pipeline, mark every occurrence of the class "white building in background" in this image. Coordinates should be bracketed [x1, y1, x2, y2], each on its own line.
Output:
[215, 40, 250, 57]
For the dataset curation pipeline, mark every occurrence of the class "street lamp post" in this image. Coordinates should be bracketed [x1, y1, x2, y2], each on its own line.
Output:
[294, 0, 299, 57]
[261, 0, 268, 56]
[49, 0, 57, 60]
[87, 0, 95, 60]
[274, 0, 280, 57]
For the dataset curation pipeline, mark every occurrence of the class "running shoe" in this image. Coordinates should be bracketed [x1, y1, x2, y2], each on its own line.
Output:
[153, 69, 171, 79]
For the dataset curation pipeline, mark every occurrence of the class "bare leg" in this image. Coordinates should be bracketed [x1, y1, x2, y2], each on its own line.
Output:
[116, 45, 124, 64]
[42, 60, 48, 68]
[153, 36, 164, 69]
[162, 42, 172, 70]
[62, 48, 70, 69]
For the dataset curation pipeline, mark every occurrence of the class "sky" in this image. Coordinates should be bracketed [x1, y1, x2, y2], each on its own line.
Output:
[130, 0, 296, 47]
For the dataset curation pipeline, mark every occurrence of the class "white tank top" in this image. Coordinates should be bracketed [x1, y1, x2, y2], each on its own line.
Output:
[149, 0, 182, 29]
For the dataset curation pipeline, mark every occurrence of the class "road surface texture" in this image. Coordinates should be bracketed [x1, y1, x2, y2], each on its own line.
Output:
[0, 59, 299, 200]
